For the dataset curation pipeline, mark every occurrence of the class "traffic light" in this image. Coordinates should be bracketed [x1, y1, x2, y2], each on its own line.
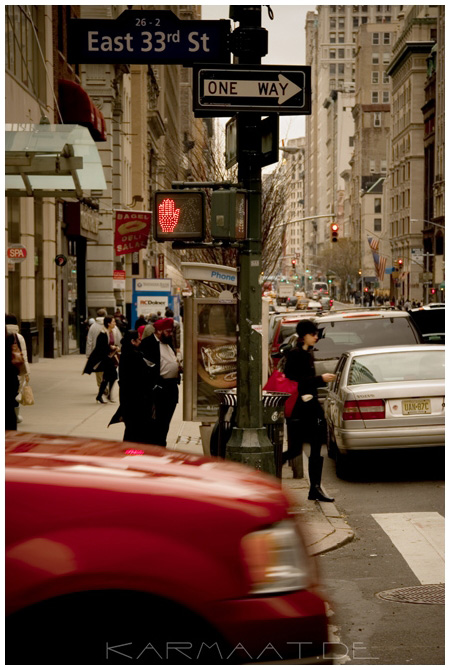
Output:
[397, 258, 403, 268]
[154, 190, 205, 242]
[331, 223, 339, 242]
[291, 258, 297, 268]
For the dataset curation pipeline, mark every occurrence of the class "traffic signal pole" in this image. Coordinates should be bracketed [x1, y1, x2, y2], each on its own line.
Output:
[225, 6, 275, 474]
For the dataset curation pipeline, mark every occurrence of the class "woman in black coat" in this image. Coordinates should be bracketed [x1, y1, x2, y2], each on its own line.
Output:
[109, 330, 157, 445]
[84, 316, 119, 403]
[283, 320, 336, 502]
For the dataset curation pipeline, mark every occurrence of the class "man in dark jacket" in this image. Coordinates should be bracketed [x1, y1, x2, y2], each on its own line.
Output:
[139, 317, 181, 447]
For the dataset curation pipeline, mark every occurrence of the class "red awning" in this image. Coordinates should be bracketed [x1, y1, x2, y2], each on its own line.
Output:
[58, 79, 106, 142]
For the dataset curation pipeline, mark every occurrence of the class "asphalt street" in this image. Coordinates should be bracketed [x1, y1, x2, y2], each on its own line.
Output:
[320, 449, 445, 665]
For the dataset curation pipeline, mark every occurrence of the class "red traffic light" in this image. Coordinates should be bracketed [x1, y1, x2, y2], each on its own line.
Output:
[330, 223, 339, 242]
[291, 259, 297, 266]
[397, 258, 403, 266]
[154, 190, 205, 242]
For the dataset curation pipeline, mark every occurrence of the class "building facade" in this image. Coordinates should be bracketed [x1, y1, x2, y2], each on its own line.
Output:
[386, 5, 439, 302]
[305, 5, 396, 262]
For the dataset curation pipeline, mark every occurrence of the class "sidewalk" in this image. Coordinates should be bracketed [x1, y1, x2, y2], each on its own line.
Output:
[16, 353, 354, 556]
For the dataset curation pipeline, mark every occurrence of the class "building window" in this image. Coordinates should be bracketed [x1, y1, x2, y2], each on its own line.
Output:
[372, 71, 379, 84]
[372, 53, 380, 64]
[338, 48, 345, 58]
[330, 17, 336, 29]
[361, 16, 368, 24]
[349, 136, 354, 147]
[374, 112, 381, 127]
[338, 32, 345, 43]
[383, 71, 390, 84]
[330, 79, 336, 88]
[370, 160, 376, 173]
[330, 49, 336, 59]
[353, 17, 359, 28]
[382, 52, 390, 64]
[329, 63, 336, 75]
[374, 198, 382, 213]
[374, 218, 382, 232]
[330, 32, 336, 43]
[383, 90, 390, 103]
[381, 159, 387, 172]
[338, 63, 345, 74]
[372, 91, 379, 103]
[5, 6, 45, 101]
[376, 16, 383, 23]
[338, 79, 344, 88]
[385, 16, 391, 22]
[372, 33, 380, 45]
[383, 33, 391, 45]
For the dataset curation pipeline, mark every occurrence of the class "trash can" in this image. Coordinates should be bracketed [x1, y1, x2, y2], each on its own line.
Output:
[211, 390, 290, 478]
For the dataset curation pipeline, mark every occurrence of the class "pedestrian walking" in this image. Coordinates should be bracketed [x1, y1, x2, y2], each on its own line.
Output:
[139, 317, 182, 447]
[134, 314, 147, 330]
[5, 313, 30, 424]
[86, 309, 121, 397]
[83, 316, 120, 404]
[109, 330, 156, 444]
[282, 320, 336, 503]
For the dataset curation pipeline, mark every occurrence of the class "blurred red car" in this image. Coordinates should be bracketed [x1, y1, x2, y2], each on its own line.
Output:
[6, 432, 330, 664]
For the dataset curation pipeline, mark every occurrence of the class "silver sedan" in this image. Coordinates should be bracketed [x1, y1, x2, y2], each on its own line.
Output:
[324, 345, 445, 476]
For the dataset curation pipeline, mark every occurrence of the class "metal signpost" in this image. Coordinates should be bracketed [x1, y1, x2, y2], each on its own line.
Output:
[68, 9, 231, 64]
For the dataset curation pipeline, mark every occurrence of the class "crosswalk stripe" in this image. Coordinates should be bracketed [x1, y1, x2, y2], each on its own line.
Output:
[372, 512, 445, 585]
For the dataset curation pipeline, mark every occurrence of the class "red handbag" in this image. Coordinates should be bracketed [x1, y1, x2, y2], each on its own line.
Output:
[263, 370, 298, 418]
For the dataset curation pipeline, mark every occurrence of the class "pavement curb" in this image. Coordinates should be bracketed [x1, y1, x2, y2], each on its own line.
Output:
[309, 500, 355, 555]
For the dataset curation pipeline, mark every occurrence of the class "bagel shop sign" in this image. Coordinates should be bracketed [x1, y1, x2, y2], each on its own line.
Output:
[114, 210, 151, 255]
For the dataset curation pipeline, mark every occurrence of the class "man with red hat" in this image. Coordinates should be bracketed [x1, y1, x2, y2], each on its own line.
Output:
[139, 316, 181, 447]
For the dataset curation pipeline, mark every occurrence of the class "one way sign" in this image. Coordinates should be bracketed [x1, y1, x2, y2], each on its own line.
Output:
[193, 64, 311, 116]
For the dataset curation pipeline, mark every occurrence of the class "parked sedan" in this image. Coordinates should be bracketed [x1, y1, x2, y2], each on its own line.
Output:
[6, 432, 329, 664]
[324, 345, 445, 477]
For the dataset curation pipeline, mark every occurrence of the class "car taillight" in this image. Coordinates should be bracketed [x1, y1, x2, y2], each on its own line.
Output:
[343, 399, 385, 420]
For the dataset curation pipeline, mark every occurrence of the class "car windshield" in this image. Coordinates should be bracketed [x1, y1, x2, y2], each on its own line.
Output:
[314, 317, 419, 359]
[348, 350, 444, 385]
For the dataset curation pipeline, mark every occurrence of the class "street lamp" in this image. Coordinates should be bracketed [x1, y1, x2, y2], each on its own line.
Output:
[411, 218, 445, 230]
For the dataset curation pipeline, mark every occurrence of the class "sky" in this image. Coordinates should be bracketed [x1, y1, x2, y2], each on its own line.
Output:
[200, 4, 315, 143]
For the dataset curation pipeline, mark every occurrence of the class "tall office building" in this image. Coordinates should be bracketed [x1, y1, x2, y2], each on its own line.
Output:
[305, 5, 396, 262]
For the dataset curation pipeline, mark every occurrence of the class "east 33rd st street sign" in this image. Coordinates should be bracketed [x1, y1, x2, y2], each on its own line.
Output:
[68, 9, 230, 65]
[193, 64, 311, 116]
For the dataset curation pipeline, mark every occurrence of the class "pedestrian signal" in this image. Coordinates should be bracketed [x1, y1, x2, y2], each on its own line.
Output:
[154, 190, 205, 242]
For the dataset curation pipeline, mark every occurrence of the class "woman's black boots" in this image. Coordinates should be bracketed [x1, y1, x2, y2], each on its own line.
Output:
[308, 455, 335, 503]
[96, 380, 108, 404]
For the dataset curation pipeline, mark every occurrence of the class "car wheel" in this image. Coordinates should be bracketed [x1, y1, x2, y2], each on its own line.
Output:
[6, 590, 231, 664]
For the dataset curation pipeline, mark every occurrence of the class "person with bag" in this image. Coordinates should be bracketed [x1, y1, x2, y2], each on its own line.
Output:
[5, 313, 31, 423]
[83, 316, 119, 404]
[283, 320, 336, 503]
[85, 308, 121, 399]
[109, 330, 157, 444]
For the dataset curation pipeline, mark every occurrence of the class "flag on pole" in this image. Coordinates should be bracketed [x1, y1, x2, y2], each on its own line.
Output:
[371, 250, 387, 282]
[367, 236, 379, 251]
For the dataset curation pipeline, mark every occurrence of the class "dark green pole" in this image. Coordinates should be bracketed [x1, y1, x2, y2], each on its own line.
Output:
[225, 6, 275, 475]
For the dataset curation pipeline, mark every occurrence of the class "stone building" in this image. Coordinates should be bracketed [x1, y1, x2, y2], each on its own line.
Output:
[386, 5, 439, 302]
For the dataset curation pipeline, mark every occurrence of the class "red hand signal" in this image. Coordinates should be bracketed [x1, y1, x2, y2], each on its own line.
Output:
[158, 198, 181, 233]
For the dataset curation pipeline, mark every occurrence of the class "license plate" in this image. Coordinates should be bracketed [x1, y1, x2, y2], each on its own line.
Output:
[402, 398, 431, 415]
